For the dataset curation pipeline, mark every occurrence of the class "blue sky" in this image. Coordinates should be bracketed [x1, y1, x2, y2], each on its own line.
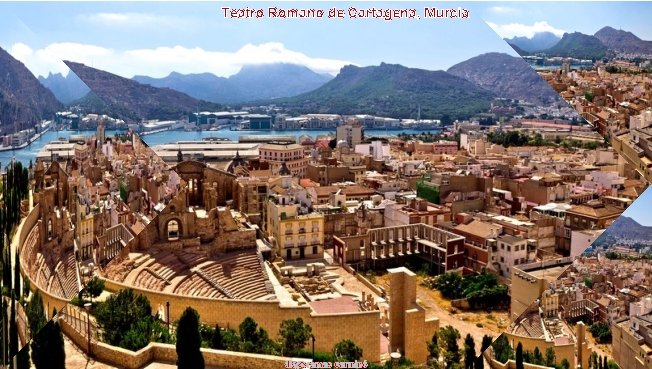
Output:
[1, 2, 515, 78]
[2, 2, 652, 79]
[478, 2, 652, 40]
[620, 186, 652, 227]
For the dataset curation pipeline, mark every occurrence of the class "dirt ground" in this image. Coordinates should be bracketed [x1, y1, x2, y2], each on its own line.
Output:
[374, 272, 510, 348]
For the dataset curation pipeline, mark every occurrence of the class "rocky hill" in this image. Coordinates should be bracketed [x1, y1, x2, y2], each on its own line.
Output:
[38, 71, 90, 104]
[0, 47, 62, 131]
[270, 63, 495, 120]
[541, 32, 610, 60]
[595, 26, 652, 55]
[65, 61, 222, 122]
[447, 52, 562, 105]
[602, 216, 652, 241]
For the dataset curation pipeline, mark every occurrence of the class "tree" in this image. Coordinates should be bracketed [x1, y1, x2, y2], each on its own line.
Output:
[589, 323, 612, 344]
[439, 325, 461, 369]
[561, 358, 570, 369]
[584, 277, 594, 289]
[9, 295, 17, 363]
[211, 324, 224, 350]
[463, 334, 475, 369]
[176, 307, 204, 369]
[17, 345, 29, 369]
[94, 288, 154, 350]
[590, 352, 598, 369]
[31, 320, 65, 369]
[1, 299, 7, 367]
[480, 335, 492, 354]
[26, 291, 47, 338]
[279, 318, 312, 356]
[13, 251, 20, 298]
[239, 317, 260, 345]
[427, 333, 439, 361]
[491, 334, 513, 363]
[603, 356, 607, 369]
[532, 347, 543, 365]
[333, 339, 363, 361]
[515, 342, 524, 369]
[545, 347, 556, 367]
[85, 276, 105, 302]
[434, 273, 463, 299]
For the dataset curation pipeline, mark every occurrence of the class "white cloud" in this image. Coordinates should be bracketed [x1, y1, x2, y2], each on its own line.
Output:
[8, 42, 353, 79]
[486, 21, 566, 39]
[78, 12, 194, 30]
[9, 42, 114, 77]
[488, 6, 519, 14]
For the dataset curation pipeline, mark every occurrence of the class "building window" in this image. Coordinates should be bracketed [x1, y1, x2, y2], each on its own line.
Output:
[313, 246, 318, 254]
[48, 219, 53, 240]
[167, 220, 180, 241]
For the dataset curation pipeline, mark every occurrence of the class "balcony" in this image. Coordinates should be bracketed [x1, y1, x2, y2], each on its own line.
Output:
[285, 229, 293, 235]
[299, 228, 306, 234]
[312, 228, 320, 233]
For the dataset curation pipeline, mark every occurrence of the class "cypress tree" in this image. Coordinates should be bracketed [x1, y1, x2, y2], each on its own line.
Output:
[9, 295, 17, 366]
[13, 251, 20, 298]
[176, 307, 204, 369]
[31, 320, 65, 369]
[515, 342, 524, 369]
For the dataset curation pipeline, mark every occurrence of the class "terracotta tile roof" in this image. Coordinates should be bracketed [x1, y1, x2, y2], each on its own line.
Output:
[455, 220, 501, 239]
[567, 203, 622, 218]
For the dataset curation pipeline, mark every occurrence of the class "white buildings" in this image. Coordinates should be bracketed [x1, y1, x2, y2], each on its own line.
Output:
[336, 121, 363, 148]
[629, 108, 652, 130]
[491, 234, 532, 278]
[355, 141, 390, 161]
[579, 171, 626, 194]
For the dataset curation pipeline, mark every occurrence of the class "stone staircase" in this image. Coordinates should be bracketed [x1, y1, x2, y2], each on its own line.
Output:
[194, 268, 236, 299]
[144, 267, 172, 285]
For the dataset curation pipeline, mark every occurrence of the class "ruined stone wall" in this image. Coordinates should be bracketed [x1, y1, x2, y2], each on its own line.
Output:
[100, 277, 381, 361]
[60, 314, 311, 369]
[503, 332, 577, 368]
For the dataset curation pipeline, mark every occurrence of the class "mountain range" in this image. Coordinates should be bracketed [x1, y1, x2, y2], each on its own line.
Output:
[266, 62, 496, 120]
[38, 71, 90, 104]
[507, 26, 652, 60]
[601, 216, 652, 241]
[595, 26, 652, 55]
[541, 32, 610, 60]
[65, 60, 222, 123]
[2, 45, 594, 128]
[505, 32, 561, 53]
[447, 52, 562, 105]
[0, 46, 62, 131]
[133, 63, 332, 104]
[58, 52, 564, 121]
